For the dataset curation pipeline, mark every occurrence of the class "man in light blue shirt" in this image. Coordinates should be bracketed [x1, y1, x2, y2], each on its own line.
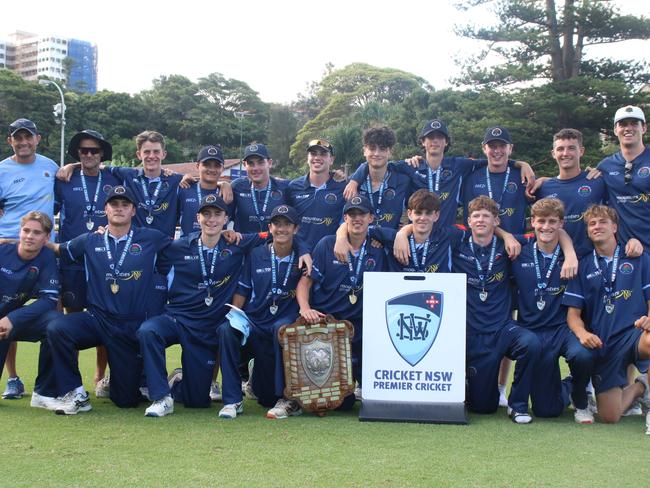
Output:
[0, 118, 58, 399]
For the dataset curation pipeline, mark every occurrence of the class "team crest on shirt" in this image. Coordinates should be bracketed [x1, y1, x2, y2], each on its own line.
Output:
[386, 291, 443, 367]
[161, 181, 170, 191]
[384, 188, 396, 200]
[365, 258, 376, 270]
[220, 249, 233, 259]
[324, 193, 338, 204]
[578, 185, 592, 197]
[441, 169, 452, 180]
[43, 171, 51, 178]
[619, 262, 634, 274]
[102, 184, 113, 194]
[638, 167, 650, 178]
[505, 182, 518, 193]
[27, 266, 39, 277]
[129, 243, 142, 255]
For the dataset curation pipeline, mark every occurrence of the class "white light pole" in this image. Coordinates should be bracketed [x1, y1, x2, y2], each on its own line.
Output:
[39, 79, 66, 167]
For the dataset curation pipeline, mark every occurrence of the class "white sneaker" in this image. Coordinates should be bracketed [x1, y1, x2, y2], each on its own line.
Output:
[498, 384, 508, 408]
[623, 399, 643, 416]
[645, 411, 650, 435]
[167, 368, 183, 389]
[209, 380, 222, 402]
[95, 375, 110, 398]
[587, 392, 598, 414]
[219, 401, 243, 419]
[266, 398, 302, 419]
[145, 395, 174, 417]
[635, 374, 650, 411]
[30, 391, 63, 411]
[354, 385, 362, 401]
[55, 390, 92, 415]
[574, 408, 594, 424]
[507, 407, 532, 424]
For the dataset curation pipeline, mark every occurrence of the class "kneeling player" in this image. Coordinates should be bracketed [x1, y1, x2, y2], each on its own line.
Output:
[564, 205, 650, 430]
[0, 212, 60, 409]
[511, 198, 595, 423]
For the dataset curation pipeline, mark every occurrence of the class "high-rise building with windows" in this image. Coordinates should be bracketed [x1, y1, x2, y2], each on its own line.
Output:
[0, 30, 97, 93]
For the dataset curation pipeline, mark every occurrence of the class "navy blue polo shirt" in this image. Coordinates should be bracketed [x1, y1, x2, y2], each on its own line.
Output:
[461, 165, 528, 233]
[158, 232, 264, 334]
[309, 234, 386, 320]
[61, 226, 172, 319]
[231, 176, 290, 233]
[563, 249, 650, 343]
[371, 225, 465, 273]
[537, 171, 606, 257]
[177, 182, 224, 237]
[349, 162, 427, 229]
[452, 235, 514, 334]
[54, 168, 122, 242]
[0, 243, 59, 325]
[108, 167, 182, 237]
[597, 147, 650, 250]
[236, 242, 302, 328]
[286, 174, 347, 250]
[511, 241, 567, 330]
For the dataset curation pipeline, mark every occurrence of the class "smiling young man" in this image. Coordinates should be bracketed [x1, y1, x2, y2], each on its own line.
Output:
[227, 205, 304, 419]
[563, 205, 650, 430]
[46, 186, 173, 414]
[510, 198, 595, 423]
[231, 143, 289, 233]
[0, 212, 60, 410]
[286, 139, 347, 249]
[596, 106, 650, 252]
[452, 196, 541, 423]
[0, 118, 59, 400]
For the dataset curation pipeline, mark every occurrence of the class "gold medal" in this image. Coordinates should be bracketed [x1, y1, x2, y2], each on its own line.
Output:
[110, 281, 119, 294]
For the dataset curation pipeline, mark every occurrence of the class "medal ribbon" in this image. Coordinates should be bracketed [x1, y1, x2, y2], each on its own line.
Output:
[250, 179, 272, 224]
[365, 171, 391, 216]
[408, 235, 430, 271]
[140, 175, 163, 214]
[593, 245, 620, 305]
[347, 239, 367, 287]
[81, 170, 102, 217]
[533, 242, 561, 297]
[104, 229, 134, 282]
[270, 245, 295, 298]
[469, 235, 497, 290]
[198, 238, 220, 291]
[485, 166, 511, 204]
[427, 165, 441, 193]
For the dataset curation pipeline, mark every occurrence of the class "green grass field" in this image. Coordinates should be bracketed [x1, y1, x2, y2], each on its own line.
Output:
[2, 342, 649, 487]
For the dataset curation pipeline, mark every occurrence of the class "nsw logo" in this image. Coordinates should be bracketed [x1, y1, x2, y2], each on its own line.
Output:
[386, 291, 443, 366]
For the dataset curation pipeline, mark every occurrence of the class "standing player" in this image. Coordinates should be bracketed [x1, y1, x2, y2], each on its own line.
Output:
[231, 143, 289, 233]
[55, 130, 121, 397]
[0, 118, 58, 399]
[46, 186, 172, 414]
[0, 211, 60, 410]
[511, 198, 595, 423]
[286, 139, 347, 249]
[178, 145, 226, 237]
[137, 195, 265, 417]
[453, 196, 541, 423]
[597, 106, 650, 251]
[563, 205, 650, 430]
[228, 205, 303, 419]
[297, 195, 386, 401]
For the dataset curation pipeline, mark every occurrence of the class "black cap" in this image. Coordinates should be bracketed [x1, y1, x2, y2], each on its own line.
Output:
[269, 205, 299, 225]
[243, 143, 269, 161]
[67, 130, 113, 162]
[105, 185, 137, 206]
[482, 126, 512, 145]
[419, 119, 449, 140]
[9, 118, 38, 136]
[307, 138, 334, 155]
[343, 195, 372, 214]
[197, 194, 229, 214]
[197, 145, 224, 164]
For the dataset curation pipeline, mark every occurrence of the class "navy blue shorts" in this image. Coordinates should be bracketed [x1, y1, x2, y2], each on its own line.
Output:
[593, 327, 648, 394]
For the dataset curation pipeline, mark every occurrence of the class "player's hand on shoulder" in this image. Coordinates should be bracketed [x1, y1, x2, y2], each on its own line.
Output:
[634, 315, 650, 332]
[404, 155, 423, 168]
[222, 230, 241, 245]
[585, 167, 602, 180]
[179, 173, 197, 189]
[56, 164, 76, 182]
[298, 253, 312, 276]
[343, 180, 359, 201]
[560, 255, 578, 280]
[218, 181, 233, 204]
[625, 238, 643, 258]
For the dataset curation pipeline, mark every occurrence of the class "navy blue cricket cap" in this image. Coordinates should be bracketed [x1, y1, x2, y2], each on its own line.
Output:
[105, 185, 137, 206]
[270, 204, 299, 225]
[9, 118, 38, 136]
[197, 194, 228, 214]
[420, 119, 449, 140]
[197, 145, 224, 164]
[343, 195, 372, 214]
[482, 126, 512, 145]
[243, 143, 269, 161]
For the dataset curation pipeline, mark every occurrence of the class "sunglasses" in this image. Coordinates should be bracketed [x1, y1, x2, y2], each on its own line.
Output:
[79, 147, 101, 155]
[624, 161, 633, 184]
[308, 139, 333, 151]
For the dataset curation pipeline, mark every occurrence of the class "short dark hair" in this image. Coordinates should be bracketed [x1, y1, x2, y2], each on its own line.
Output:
[553, 128, 583, 146]
[363, 126, 396, 149]
[408, 189, 441, 212]
[135, 130, 166, 151]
